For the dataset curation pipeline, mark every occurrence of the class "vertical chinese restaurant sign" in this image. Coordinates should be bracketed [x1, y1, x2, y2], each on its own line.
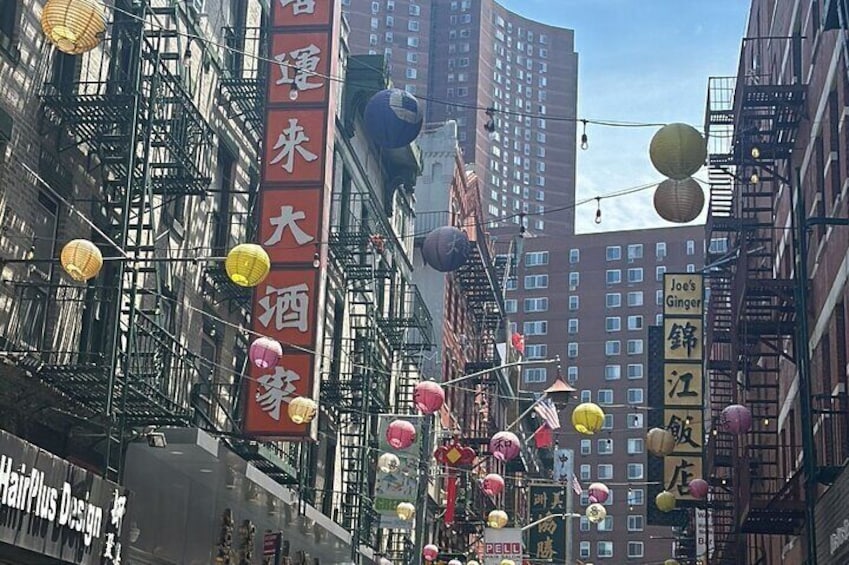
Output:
[245, 0, 341, 438]
[526, 485, 566, 563]
[661, 273, 705, 504]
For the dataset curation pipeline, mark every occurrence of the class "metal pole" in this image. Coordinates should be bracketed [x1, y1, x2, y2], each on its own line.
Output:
[792, 167, 818, 565]
[564, 482, 574, 565]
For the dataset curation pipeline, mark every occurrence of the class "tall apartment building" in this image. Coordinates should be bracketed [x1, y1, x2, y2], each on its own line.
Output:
[343, 0, 579, 236]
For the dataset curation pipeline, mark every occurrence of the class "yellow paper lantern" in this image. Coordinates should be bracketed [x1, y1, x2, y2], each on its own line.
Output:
[500, 560, 515, 565]
[487, 509, 509, 529]
[654, 177, 705, 223]
[41, 0, 106, 55]
[467, 561, 480, 565]
[225, 243, 270, 287]
[571, 402, 605, 435]
[646, 427, 676, 457]
[60, 239, 103, 281]
[586, 502, 607, 524]
[664, 560, 681, 565]
[656, 490, 677, 513]
[287, 396, 317, 425]
[649, 123, 707, 180]
[395, 501, 415, 521]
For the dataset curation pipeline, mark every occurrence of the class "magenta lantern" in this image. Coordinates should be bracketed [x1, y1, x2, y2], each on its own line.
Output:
[689, 478, 709, 499]
[588, 482, 610, 504]
[249, 336, 283, 369]
[386, 419, 417, 449]
[423, 545, 439, 562]
[489, 431, 521, 462]
[721, 404, 753, 435]
[413, 381, 445, 414]
[482, 473, 505, 496]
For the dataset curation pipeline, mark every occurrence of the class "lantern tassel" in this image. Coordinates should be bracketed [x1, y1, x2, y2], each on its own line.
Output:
[444, 471, 457, 525]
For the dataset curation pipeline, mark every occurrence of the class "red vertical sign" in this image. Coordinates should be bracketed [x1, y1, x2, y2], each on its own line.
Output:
[245, 0, 340, 438]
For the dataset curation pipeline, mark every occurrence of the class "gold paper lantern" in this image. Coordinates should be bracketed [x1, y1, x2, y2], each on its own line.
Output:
[487, 509, 509, 529]
[225, 243, 270, 287]
[60, 238, 103, 281]
[500, 560, 515, 565]
[42, 0, 106, 55]
[665, 559, 681, 565]
[646, 427, 676, 457]
[654, 177, 705, 223]
[571, 402, 606, 435]
[649, 123, 707, 180]
[656, 490, 677, 513]
[395, 501, 415, 521]
[586, 502, 607, 524]
[287, 396, 317, 425]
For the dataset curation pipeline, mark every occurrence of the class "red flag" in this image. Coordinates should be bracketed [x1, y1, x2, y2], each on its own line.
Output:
[511, 332, 526, 356]
[532, 423, 553, 448]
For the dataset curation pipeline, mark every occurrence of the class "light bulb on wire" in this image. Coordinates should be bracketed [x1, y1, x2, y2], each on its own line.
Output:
[289, 84, 300, 101]
[580, 119, 589, 150]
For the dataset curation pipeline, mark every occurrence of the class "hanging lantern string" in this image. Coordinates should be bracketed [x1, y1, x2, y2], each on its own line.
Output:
[106, 4, 672, 131]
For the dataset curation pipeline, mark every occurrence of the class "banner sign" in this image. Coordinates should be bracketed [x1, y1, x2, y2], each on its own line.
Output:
[373, 415, 422, 530]
[245, 0, 341, 437]
[526, 485, 566, 562]
[484, 527, 523, 565]
[0, 430, 130, 565]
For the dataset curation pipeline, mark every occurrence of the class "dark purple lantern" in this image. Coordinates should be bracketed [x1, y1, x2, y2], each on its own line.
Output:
[421, 226, 471, 272]
[363, 88, 424, 149]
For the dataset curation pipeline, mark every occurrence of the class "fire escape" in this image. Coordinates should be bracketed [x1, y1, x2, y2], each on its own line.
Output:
[34, 3, 217, 482]
[703, 36, 806, 563]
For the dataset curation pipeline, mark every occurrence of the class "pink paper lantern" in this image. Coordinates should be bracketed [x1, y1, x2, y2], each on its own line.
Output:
[423, 544, 439, 562]
[489, 431, 520, 462]
[482, 473, 505, 496]
[588, 482, 610, 504]
[689, 478, 709, 499]
[413, 381, 445, 414]
[249, 336, 283, 369]
[721, 404, 753, 435]
[386, 419, 417, 449]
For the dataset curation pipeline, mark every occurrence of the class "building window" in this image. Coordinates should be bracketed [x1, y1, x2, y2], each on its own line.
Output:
[407, 20, 419, 31]
[656, 241, 667, 259]
[580, 464, 591, 480]
[627, 515, 644, 531]
[524, 274, 548, 289]
[606, 269, 621, 284]
[568, 295, 579, 310]
[526, 344, 547, 359]
[605, 340, 621, 356]
[525, 251, 549, 266]
[627, 364, 644, 379]
[627, 388, 644, 404]
[627, 542, 644, 558]
[409, 3, 421, 15]
[567, 342, 579, 358]
[580, 390, 592, 403]
[605, 317, 621, 332]
[581, 439, 592, 455]
[580, 516, 590, 532]
[687, 263, 696, 272]
[569, 248, 580, 263]
[656, 265, 667, 281]
[656, 289, 664, 305]
[524, 297, 549, 312]
[628, 413, 644, 428]
[567, 366, 578, 383]
[627, 244, 643, 260]
[627, 268, 643, 283]
[568, 271, 580, 288]
[504, 299, 517, 313]
[627, 315, 643, 330]
[627, 438, 644, 454]
[597, 464, 613, 480]
[602, 414, 614, 430]
[627, 463, 644, 479]
[597, 517, 614, 532]
[628, 489, 645, 505]
[523, 321, 548, 335]
[597, 389, 613, 405]
[606, 246, 621, 260]
[626, 340, 643, 355]
[686, 239, 696, 255]
[597, 541, 613, 558]
[579, 542, 590, 559]
[568, 318, 579, 333]
[627, 291, 643, 307]
[606, 293, 621, 308]
[598, 439, 614, 454]
[0, 0, 19, 59]
[604, 365, 621, 380]
[523, 367, 547, 383]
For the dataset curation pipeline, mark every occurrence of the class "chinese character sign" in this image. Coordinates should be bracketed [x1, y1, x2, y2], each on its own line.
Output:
[527, 485, 566, 562]
[247, 0, 341, 438]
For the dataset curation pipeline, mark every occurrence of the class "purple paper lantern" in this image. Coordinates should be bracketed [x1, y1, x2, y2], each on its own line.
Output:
[423, 545, 439, 562]
[249, 336, 283, 369]
[364, 88, 424, 149]
[489, 431, 521, 462]
[689, 478, 709, 499]
[482, 473, 505, 496]
[386, 419, 417, 450]
[414, 381, 445, 414]
[421, 226, 471, 272]
[588, 482, 610, 504]
[721, 404, 753, 435]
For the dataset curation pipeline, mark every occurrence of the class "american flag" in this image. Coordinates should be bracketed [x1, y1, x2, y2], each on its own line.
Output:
[571, 474, 583, 496]
[533, 397, 561, 430]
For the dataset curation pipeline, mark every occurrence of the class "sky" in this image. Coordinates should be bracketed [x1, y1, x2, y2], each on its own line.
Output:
[498, 0, 751, 234]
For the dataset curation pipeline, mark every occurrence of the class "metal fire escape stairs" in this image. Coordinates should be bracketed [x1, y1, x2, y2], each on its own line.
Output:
[39, 2, 213, 481]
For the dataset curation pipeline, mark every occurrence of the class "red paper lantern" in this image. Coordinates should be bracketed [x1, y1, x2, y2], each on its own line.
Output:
[489, 431, 520, 462]
[588, 482, 610, 504]
[423, 545, 439, 562]
[482, 473, 505, 496]
[386, 419, 417, 449]
[721, 404, 753, 435]
[414, 381, 445, 414]
[249, 336, 283, 369]
[688, 478, 709, 499]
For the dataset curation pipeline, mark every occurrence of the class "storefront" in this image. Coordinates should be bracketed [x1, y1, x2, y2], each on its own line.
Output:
[815, 466, 849, 564]
[122, 428, 369, 565]
[0, 429, 130, 565]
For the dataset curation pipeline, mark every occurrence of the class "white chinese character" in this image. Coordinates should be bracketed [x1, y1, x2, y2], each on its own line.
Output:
[256, 367, 300, 420]
[103, 532, 115, 561]
[265, 205, 314, 246]
[270, 118, 319, 173]
[257, 283, 310, 332]
[110, 489, 127, 530]
[275, 44, 323, 98]
[279, 0, 315, 14]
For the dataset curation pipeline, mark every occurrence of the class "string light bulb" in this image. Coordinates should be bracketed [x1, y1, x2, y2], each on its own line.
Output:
[312, 251, 321, 269]
[484, 106, 497, 140]
[594, 197, 602, 224]
[580, 119, 589, 150]
[289, 84, 300, 101]
[183, 46, 192, 66]
[751, 146, 760, 159]
[750, 169, 759, 184]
